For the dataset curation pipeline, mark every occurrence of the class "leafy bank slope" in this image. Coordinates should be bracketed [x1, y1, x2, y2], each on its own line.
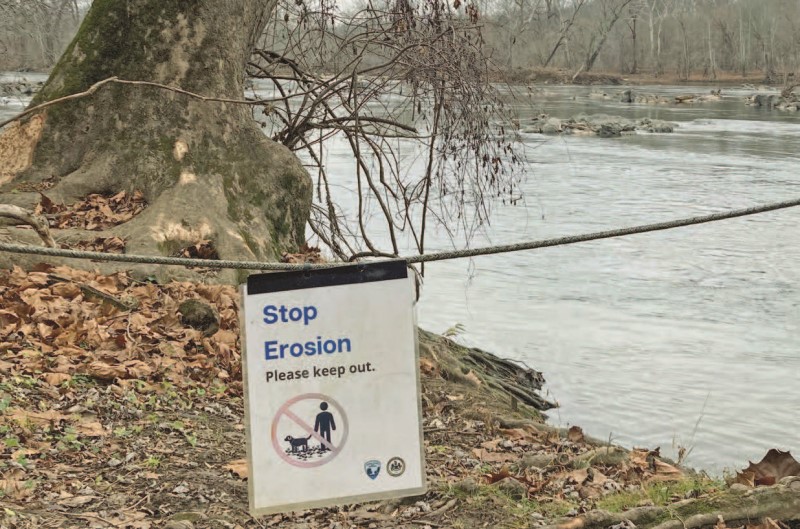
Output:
[0, 265, 798, 529]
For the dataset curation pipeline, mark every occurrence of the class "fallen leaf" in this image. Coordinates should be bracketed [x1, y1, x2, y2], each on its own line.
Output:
[480, 438, 503, 451]
[224, 459, 248, 479]
[567, 426, 584, 443]
[58, 495, 95, 507]
[86, 361, 125, 381]
[486, 464, 511, 484]
[43, 372, 72, 386]
[734, 470, 755, 488]
[75, 420, 108, 437]
[0, 471, 35, 500]
[464, 371, 482, 386]
[743, 449, 800, 486]
[471, 448, 517, 463]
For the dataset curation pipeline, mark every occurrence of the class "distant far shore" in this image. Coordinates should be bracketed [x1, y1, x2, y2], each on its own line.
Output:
[491, 67, 791, 87]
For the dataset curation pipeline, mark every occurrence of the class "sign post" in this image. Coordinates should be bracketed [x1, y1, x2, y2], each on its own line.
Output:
[241, 261, 426, 515]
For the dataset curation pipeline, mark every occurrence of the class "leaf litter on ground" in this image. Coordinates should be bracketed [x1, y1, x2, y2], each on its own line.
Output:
[0, 265, 795, 528]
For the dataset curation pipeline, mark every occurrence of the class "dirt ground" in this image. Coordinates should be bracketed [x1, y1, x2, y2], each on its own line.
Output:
[0, 266, 797, 529]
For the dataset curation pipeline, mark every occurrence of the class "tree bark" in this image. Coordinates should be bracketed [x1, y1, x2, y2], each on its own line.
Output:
[584, 0, 634, 73]
[0, 0, 312, 283]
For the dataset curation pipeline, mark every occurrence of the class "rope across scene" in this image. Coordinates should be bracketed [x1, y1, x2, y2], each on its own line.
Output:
[1, 197, 798, 271]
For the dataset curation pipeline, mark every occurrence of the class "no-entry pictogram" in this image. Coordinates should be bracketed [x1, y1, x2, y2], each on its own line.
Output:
[270, 393, 349, 468]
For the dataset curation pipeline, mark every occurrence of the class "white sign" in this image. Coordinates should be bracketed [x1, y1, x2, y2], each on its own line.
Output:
[241, 262, 426, 515]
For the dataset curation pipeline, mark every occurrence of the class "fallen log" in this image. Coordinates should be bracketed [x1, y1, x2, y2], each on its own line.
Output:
[543, 478, 800, 529]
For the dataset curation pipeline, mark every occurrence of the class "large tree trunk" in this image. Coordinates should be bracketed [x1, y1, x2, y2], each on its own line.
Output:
[0, 0, 312, 283]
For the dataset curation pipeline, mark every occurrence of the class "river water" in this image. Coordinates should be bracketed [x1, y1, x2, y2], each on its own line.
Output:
[417, 85, 800, 474]
[305, 83, 800, 474]
[2, 75, 798, 473]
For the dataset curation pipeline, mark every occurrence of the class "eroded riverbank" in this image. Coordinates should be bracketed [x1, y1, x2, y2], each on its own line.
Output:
[0, 266, 798, 528]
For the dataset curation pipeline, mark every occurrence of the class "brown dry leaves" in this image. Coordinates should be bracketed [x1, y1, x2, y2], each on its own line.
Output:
[0, 264, 241, 390]
[0, 265, 243, 515]
[224, 458, 249, 479]
[35, 190, 147, 230]
[176, 240, 220, 260]
[69, 236, 126, 254]
[281, 243, 324, 264]
[628, 447, 683, 482]
[735, 449, 800, 487]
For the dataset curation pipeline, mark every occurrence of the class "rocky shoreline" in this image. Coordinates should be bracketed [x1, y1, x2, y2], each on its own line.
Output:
[0, 78, 43, 98]
[523, 113, 676, 137]
[746, 92, 800, 111]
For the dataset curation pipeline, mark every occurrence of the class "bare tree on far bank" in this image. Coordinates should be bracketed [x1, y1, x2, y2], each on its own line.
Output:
[4, 0, 800, 83]
[0, 1, 84, 71]
[481, 0, 800, 82]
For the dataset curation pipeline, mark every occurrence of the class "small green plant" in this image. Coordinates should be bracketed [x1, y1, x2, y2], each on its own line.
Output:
[187, 387, 206, 399]
[13, 376, 37, 389]
[14, 455, 30, 469]
[0, 397, 10, 413]
[210, 382, 228, 396]
[596, 477, 722, 513]
[145, 456, 161, 469]
[113, 427, 132, 438]
[4, 437, 20, 448]
[56, 431, 84, 451]
[65, 374, 94, 388]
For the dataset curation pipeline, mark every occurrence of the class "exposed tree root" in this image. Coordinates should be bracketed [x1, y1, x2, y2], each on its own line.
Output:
[0, 204, 55, 247]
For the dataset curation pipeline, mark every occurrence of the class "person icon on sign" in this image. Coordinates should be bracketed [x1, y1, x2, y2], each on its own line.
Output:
[314, 402, 336, 451]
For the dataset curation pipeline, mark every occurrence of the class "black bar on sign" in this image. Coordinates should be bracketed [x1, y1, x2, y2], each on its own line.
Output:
[246, 261, 409, 295]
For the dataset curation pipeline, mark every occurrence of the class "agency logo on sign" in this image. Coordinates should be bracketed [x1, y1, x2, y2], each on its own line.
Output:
[364, 460, 381, 480]
[387, 457, 406, 477]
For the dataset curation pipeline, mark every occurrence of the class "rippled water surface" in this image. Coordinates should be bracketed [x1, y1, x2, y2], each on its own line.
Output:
[417, 85, 800, 473]
[311, 83, 800, 473]
[2, 77, 798, 472]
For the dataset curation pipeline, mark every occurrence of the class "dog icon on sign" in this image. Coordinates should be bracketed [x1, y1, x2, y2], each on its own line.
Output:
[364, 460, 381, 480]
